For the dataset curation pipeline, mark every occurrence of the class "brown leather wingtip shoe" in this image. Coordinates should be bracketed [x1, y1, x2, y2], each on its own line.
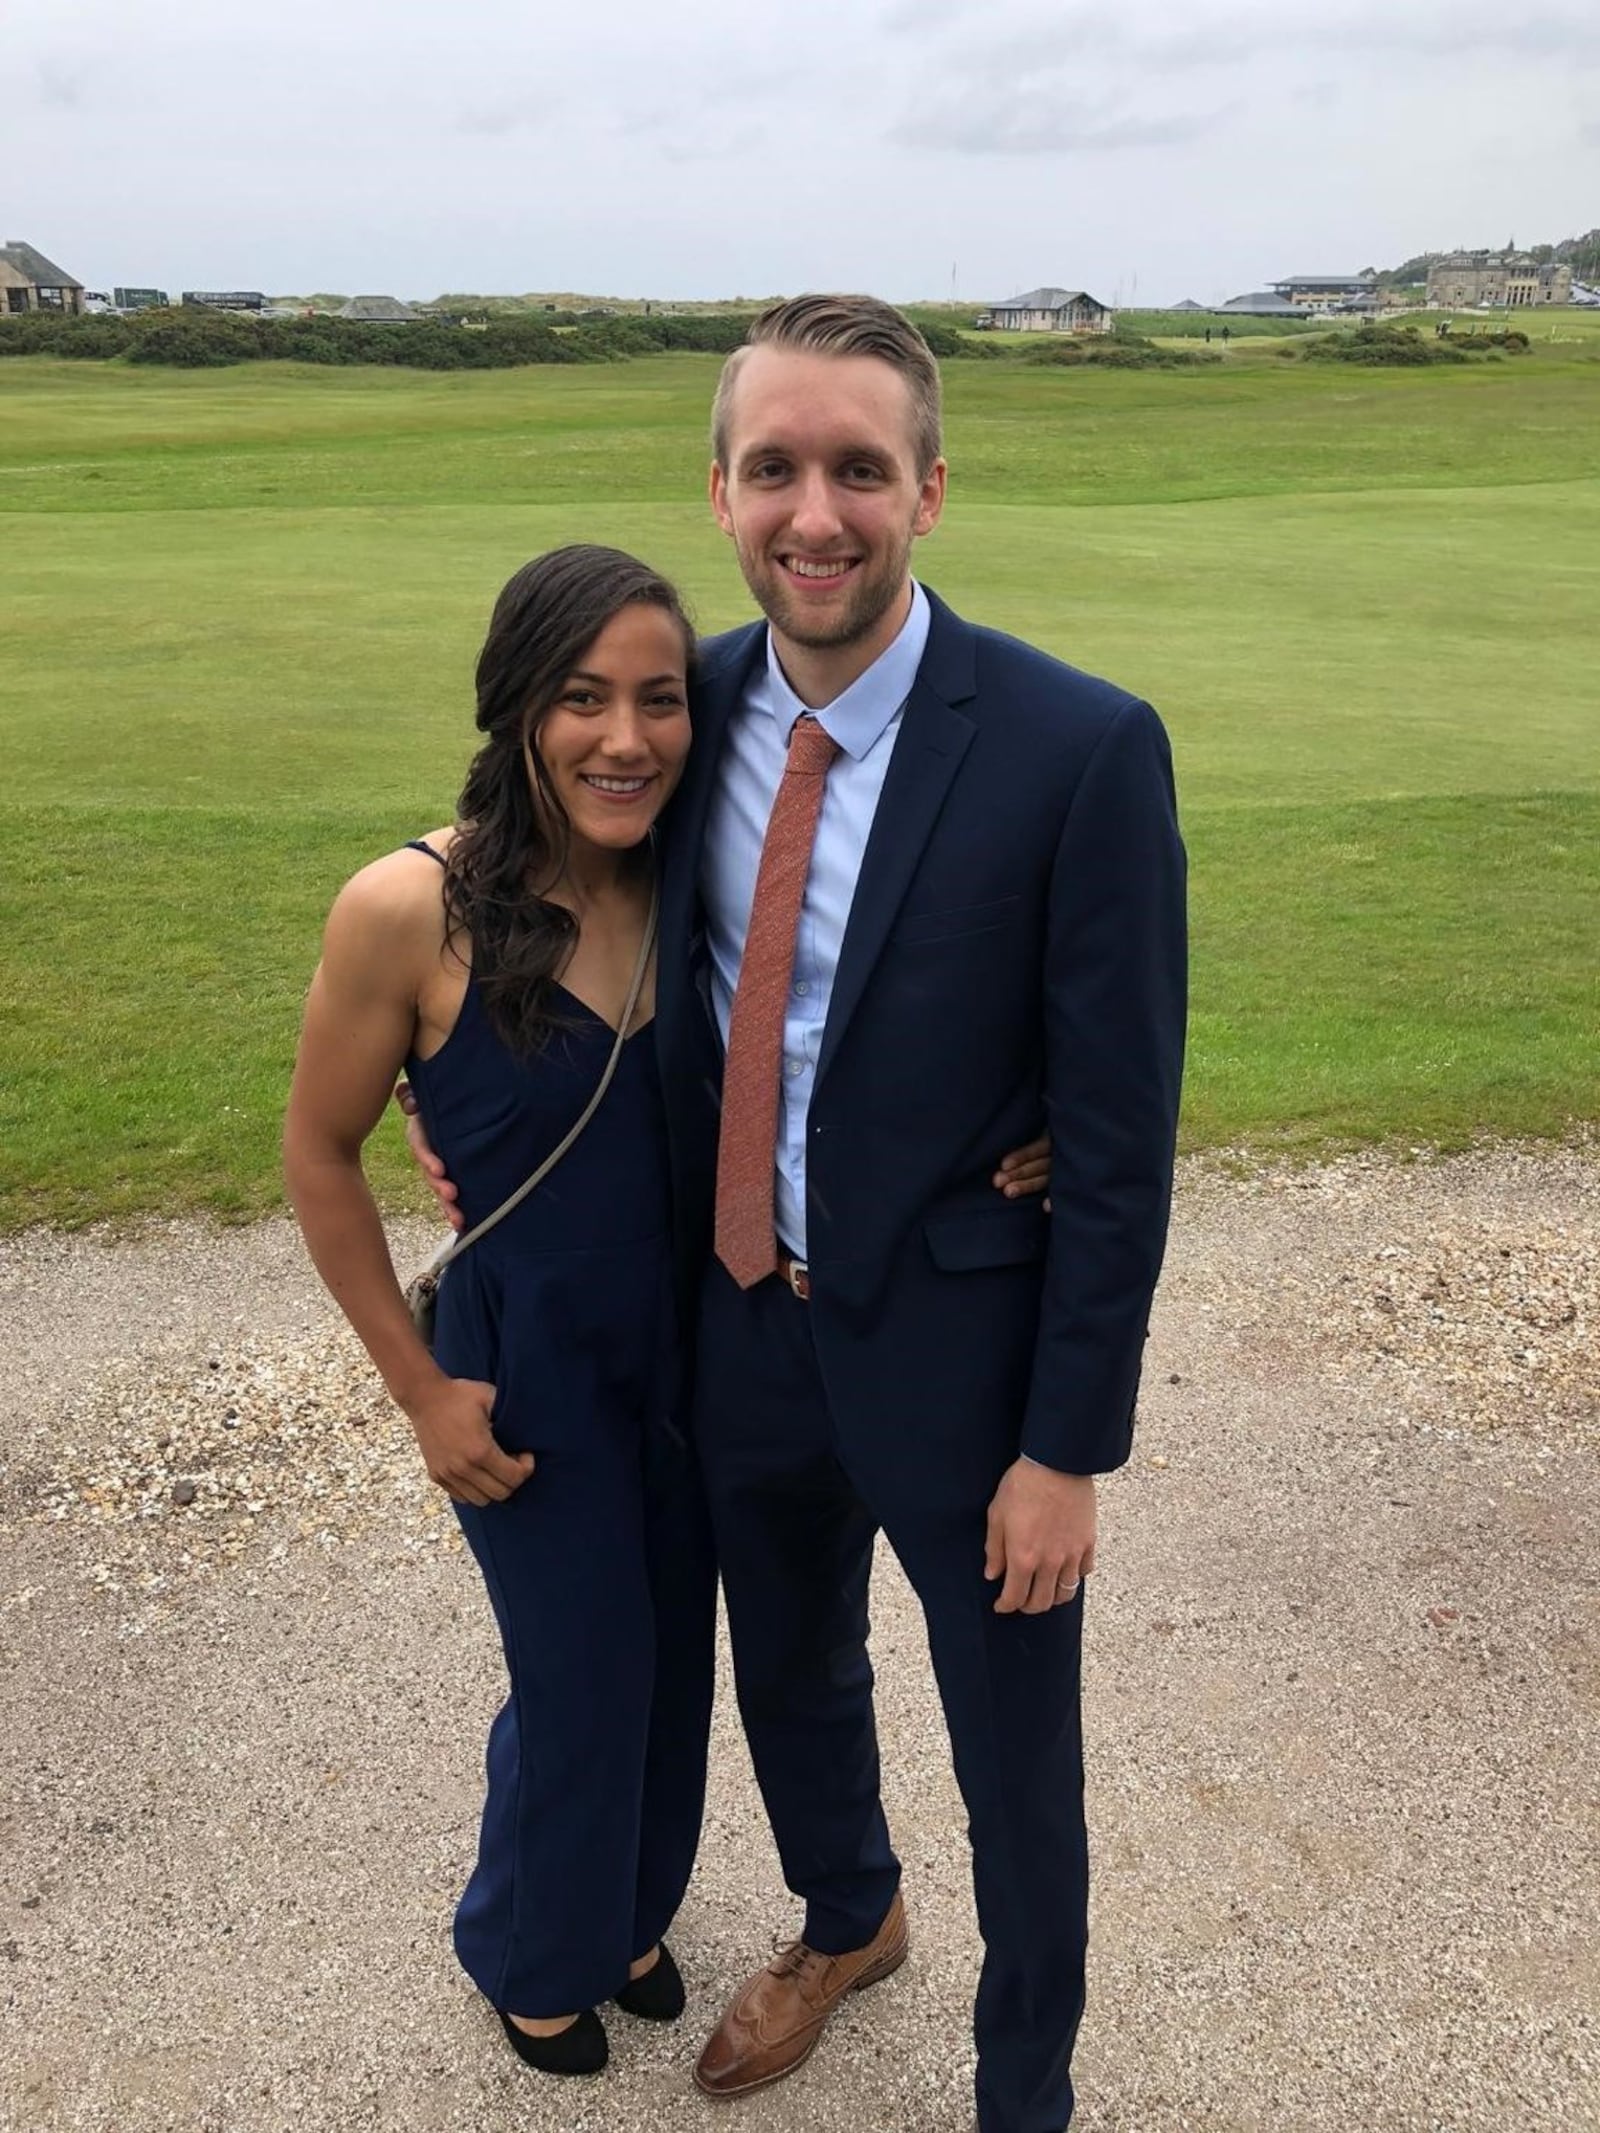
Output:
[693, 1890, 909, 2099]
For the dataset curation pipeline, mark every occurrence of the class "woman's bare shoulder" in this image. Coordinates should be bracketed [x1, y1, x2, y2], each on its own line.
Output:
[326, 832, 456, 954]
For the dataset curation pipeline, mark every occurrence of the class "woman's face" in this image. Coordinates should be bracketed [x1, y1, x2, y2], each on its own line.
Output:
[535, 602, 692, 859]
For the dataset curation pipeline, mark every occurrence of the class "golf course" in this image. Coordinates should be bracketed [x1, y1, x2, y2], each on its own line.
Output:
[2, 327, 1597, 1229]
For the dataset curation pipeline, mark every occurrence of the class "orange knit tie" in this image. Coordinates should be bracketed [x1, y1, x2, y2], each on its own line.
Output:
[715, 715, 842, 1288]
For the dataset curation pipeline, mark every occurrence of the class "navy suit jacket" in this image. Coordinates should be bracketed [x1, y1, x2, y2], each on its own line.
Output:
[656, 586, 1186, 1488]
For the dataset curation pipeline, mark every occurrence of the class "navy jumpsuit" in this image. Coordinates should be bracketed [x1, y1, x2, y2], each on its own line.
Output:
[402, 846, 716, 2019]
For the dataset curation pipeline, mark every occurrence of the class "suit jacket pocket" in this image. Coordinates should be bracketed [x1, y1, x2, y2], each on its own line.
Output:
[924, 1204, 1048, 1272]
[894, 895, 1021, 947]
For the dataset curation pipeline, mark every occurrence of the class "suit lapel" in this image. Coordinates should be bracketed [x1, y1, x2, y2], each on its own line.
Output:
[816, 593, 977, 1091]
[660, 625, 763, 984]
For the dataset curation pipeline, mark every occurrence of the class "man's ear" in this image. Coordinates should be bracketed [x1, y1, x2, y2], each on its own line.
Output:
[914, 458, 948, 539]
[709, 461, 735, 537]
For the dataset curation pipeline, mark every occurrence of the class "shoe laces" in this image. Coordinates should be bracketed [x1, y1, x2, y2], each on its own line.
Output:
[769, 1937, 831, 1989]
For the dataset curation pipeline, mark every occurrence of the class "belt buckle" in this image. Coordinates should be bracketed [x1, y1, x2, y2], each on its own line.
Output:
[785, 1257, 811, 1302]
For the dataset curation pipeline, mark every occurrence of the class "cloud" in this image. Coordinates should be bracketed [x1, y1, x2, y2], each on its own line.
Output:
[880, 0, 973, 30]
[891, 88, 1226, 155]
[659, 124, 767, 165]
[34, 54, 95, 107]
[881, 0, 1600, 160]
[456, 99, 531, 136]
[898, 1, 1600, 79]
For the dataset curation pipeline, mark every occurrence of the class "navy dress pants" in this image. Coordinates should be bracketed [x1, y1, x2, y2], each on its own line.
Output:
[693, 1261, 1088, 2133]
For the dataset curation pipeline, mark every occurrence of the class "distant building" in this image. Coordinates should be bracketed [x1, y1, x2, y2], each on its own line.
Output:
[1269, 273, 1380, 313]
[0, 240, 85, 316]
[1217, 290, 1303, 318]
[337, 295, 424, 323]
[985, 287, 1114, 334]
[1425, 252, 1573, 309]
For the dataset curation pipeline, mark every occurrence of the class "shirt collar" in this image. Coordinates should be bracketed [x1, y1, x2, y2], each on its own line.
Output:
[763, 581, 931, 762]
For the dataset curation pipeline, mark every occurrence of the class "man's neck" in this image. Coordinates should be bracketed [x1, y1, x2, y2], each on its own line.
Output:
[769, 581, 915, 711]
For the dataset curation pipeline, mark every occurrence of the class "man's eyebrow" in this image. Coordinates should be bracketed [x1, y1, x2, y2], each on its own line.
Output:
[739, 441, 890, 463]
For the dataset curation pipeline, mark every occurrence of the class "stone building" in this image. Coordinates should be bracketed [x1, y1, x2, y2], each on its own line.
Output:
[0, 240, 84, 315]
[1426, 253, 1573, 309]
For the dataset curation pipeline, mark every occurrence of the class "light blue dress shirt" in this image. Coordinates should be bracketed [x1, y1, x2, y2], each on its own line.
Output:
[701, 582, 933, 1257]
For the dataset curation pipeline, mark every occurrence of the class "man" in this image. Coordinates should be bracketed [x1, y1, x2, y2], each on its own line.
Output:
[657, 296, 1186, 2133]
[414, 295, 1185, 2131]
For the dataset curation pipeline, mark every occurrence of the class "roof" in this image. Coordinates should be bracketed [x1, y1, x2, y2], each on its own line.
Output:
[0, 240, 83, 289]
[1272, 274, 1372, 288]
[990, 287, 1109, 312]
[1170, 298, 1206, 310]
[1219, 291, 1302, 314]
[1433, 251, 1542, 271]
[337, 294, 423, 322]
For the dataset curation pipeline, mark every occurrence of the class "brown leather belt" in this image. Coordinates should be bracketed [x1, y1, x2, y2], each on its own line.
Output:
[775, 1250, 811, 1302]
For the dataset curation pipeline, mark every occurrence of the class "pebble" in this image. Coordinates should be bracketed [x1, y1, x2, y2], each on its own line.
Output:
[11, 1139, 1596, 1605]
[19, 1320, 452, 1594]
[1177, 1135, 1598, 1451]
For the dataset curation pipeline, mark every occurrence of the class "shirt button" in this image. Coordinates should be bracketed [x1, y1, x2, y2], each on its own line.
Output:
[794, 981, 810, 997]
[786, 1059, 804, 1078]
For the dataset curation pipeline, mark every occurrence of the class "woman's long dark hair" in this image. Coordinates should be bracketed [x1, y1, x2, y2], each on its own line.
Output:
[443, 545, 694, 1056]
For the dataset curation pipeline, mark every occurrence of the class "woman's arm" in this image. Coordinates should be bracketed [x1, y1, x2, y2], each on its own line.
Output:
[283, 860, 533, 1506]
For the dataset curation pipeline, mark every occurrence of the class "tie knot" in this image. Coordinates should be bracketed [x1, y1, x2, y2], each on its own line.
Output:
[787, 716, 842, 775]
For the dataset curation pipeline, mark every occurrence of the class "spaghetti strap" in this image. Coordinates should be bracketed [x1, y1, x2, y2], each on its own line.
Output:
[404, 839, 447, 867]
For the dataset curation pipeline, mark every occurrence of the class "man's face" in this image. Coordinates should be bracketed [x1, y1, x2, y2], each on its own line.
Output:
[710, 346, 946, 657]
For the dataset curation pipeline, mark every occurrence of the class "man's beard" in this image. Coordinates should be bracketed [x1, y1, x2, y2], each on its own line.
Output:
[736, 528, 916, 651]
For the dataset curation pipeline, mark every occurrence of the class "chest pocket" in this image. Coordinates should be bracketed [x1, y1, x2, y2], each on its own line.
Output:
[893, 895, 1021, 947]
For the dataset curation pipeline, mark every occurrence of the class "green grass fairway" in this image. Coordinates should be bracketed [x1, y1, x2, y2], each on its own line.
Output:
[2, 352, 1597, 1226]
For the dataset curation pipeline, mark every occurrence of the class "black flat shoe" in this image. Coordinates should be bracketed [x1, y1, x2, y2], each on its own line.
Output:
[613, 1940, 685, 2022]
[495, 2006, 608, 2074]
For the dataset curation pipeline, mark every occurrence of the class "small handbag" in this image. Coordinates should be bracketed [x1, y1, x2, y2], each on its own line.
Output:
[402, 881, 658, 1352]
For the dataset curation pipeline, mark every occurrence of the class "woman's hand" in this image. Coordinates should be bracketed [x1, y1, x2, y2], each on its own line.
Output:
[993, 1134, 1051, 1205]
[403, 1374, 534, 1506]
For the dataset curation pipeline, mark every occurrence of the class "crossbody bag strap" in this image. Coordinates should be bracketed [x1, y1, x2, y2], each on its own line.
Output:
[415, 871, 659, 1284]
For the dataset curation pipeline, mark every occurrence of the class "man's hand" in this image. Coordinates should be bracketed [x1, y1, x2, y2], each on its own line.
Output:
[395, 1078, 465, 1232]
[993, 1133, 1051, 1208]
[984, 1460, 1097, 1614]
[403, 1374, 534, 1506]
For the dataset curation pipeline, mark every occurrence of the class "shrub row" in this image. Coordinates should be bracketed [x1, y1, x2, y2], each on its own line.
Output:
[0, 306, 1008, 371]
[1024, 332, 1217, 370]
[1285, 323, 1532, 367]
[0, 308, 757, 370]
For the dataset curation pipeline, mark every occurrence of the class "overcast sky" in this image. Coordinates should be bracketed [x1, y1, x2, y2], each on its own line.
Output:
[8, 0, 1597, 304]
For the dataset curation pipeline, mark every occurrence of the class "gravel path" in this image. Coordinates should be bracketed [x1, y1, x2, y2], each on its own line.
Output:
[3, 1143, 1597, 2133]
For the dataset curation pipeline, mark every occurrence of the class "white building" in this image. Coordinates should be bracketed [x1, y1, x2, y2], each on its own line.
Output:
[984, 287, 1114, 335]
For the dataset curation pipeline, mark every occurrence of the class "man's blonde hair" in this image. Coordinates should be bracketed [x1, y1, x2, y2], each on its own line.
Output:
[711, 294, 944, 477]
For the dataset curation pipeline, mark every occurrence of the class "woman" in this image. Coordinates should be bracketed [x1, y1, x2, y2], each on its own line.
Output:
[284, 545, 714, 2075]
